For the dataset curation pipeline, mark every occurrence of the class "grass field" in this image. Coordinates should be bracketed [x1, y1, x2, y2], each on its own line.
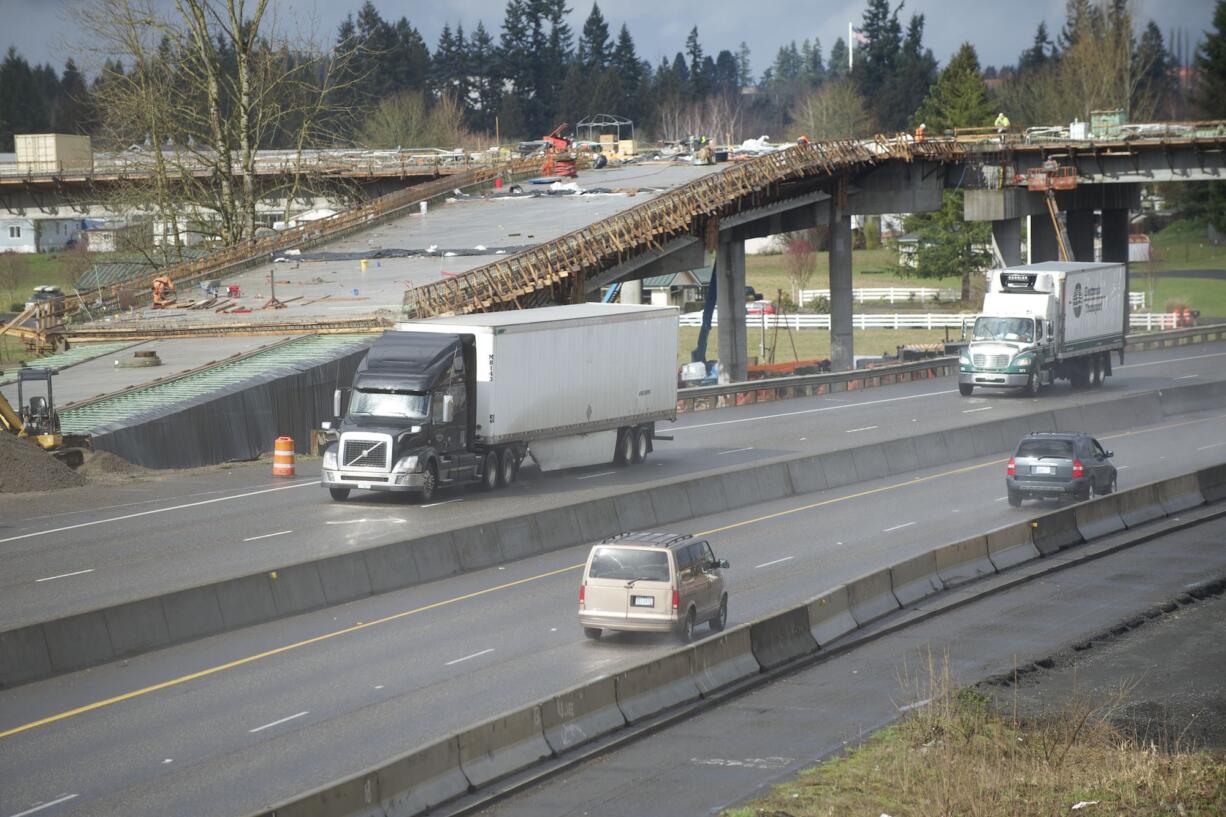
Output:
[1147, 219, 1226, 273]
[743, 248, 964, 305]
[677, 326, 954, 367]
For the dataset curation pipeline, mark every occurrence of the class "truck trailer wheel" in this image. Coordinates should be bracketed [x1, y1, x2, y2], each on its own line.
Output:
[614, 428, 634, 465]
[959, 383, 973, 396]
[1090, 354, 1105, 387]
[498, 447, 518, 486]
[481, 450, 499, 490]
[329, 487, 351, 501]
[632, 427, 650, 463]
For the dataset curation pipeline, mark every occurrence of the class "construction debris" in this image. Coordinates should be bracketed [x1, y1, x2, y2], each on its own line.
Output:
[0, 434, 87, 493]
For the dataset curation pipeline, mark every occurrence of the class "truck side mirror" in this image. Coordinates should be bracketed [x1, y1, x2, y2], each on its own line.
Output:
[333, 388, 348, 419]
[442, 394, 455, 424]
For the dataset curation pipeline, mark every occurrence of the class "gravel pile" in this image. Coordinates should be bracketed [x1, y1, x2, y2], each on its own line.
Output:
[78, 450, 149, 477]
[0, 434, 87, 493]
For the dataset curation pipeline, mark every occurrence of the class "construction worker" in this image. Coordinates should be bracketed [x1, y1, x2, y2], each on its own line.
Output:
[995, 112, 1011, 137]
[151, 274, 175, 308]
[915, 123, 926, 142]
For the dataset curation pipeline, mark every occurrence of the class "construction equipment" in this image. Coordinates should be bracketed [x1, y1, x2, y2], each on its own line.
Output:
[0, 368, 92, 467]
[151, 274, 176, 308]
[541, 124, 578, 178]
[1025, 159, 1078, 261]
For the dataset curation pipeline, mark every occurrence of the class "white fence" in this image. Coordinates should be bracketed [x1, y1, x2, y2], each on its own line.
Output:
[1129, 292, 1145, 309]
[796, 288, 1148, 309]
[680, 311, 1181, 331]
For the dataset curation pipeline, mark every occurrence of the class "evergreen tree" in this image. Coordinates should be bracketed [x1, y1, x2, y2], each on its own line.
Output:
[499, 0, 537, 135]
[827, 37, 848, 79]
[468, 22, 501, 131]
[1059, 0, 1101, 51]
[854, 0, 903, 103]
[1019, 21, 1056, 73]
[889, 15, 938, 128]
[801, 38, 825, 86]
[577, 3, 610, 70]
[685, 27, 708, 98]
[434, 24, 458, 96]
[913, 42, 993, 132]
[391, 18, 431, 95]
[736, 42, 752, 87]
[671, 51, 690, 88]
[0, 48, 48, 150]
[612, 25, 642, 106]
[540, 0, 574, 132]
[713, 50, 739, 96]
[53, 58, 94, 134]
[1194, 0, 1226, 118]
[902, 191, 993, 302]
[1135, 21, 1173, 118]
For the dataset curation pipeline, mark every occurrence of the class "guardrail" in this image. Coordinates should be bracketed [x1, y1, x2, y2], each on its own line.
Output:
[680, 312, 1181, 331]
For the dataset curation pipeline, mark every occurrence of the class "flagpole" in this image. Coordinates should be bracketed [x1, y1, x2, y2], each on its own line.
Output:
[848, 21, 854, 71]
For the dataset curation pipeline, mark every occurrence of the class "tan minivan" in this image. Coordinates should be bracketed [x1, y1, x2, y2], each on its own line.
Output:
[578, 532, 729, 642]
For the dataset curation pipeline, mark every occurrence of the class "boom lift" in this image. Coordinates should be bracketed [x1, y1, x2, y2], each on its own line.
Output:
[1, 368, 92, 467]
[1025, 159, 1078, 261]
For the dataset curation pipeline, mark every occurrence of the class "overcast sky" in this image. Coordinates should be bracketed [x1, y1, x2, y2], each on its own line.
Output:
[3, 0, 1216, 77]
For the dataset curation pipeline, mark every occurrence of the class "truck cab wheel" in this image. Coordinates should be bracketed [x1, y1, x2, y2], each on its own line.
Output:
[959, 383, 974, 396]
[418, 463, 438, 503]
[1027, 370, 1041, 396]
[632, 427, 650, 463]
[481, 450, 499, 490]
[329, 487, 351, 501]
[498, 447, 517, 486]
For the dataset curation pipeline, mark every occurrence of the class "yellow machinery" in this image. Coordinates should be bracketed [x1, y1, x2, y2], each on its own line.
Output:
[0, 368, 91, 467]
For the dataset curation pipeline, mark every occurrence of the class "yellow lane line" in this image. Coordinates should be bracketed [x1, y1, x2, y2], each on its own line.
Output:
[4, 411, 1221, 740]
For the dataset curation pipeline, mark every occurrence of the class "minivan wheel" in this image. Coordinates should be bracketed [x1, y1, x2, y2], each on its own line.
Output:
[329, 487, 350, 501]
[1007, 487, 1022, 508]
[481, 450, 499, 490]
[583, 627, 601, 640]
[679, 609, 696, 643]
[709, 595, 728, 632]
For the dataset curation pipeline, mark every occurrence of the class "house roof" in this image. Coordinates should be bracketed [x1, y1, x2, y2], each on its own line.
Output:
[642, 266, 712, 290]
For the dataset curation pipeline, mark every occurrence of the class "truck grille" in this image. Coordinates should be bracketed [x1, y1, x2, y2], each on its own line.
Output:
[342, 439, 388, 469]
[973, 353, 1010, 369]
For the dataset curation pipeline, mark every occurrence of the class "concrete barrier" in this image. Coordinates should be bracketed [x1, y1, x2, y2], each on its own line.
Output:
[805, 586, 858, 647]
[851, 444, 890, 482]
[719, 470, 764, 509]
[748, 607, 818, 670]
[889, 551, 943, 606]
[985, 522, 1040, 571]
[755, 463, 795, 502]
[1029, 508, 1083, 555]
[612, 491, 658, 532]
[1158, 380, 1226, 417]
[0, 626, 52, 687]
[409, 533, 461, 584]
[255, 770, 381, 817]
[364, 542, 421, 594]
[535, 506, 585, 550]
[688, 626, 761, 694]
[614, 650, 701, 723]
[787, 455, 828, 494]
[457, 705, 552, 788]
[934, 536, 995, 586]
[1157, 474, 1205, 515]
[452, 524, 508, 571]
[541, 676, 626, 754]
[819, 449, 860, 488]
[1199, 463, 1226, 504]
[377, 736, 471, 817]
[845, 568, 900, 625]
[684, 478, 729, 518]
[648, 482, 695, 526]
[882, 437, 920, 475]
[104, 598, 170, 657]
[1094, 393, 1163, 433]
[42, 612, 114, 674]
[1117, 483, 1166, 528]
[1074, 494, 1126, 541]
[317, 552, 374, 604]
[573, 497, 622, 542]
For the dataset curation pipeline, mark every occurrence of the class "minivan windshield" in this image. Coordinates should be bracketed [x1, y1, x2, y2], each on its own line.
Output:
[973, 317, 1034, 343]
[588, 547, 670, 582]
[348, 390, 428, 419]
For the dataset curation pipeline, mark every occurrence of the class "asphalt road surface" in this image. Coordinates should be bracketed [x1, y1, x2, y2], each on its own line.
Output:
[3, 340, 1225, 628]
[1, 398, 1223, 816]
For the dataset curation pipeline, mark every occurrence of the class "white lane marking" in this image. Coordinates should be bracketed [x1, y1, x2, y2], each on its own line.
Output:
[882, 522, 916, 533]
[846, 425, 878, 433]
[1118, 350, 1226, 369]
[898, 697, 932, 713]
[718, 447, 755, 455]
[1176, 374, 1199, 380]
[445, 648, 494, 666]
[324, 517, 406, 525]
[34, 569, 94, 583]
[994, 496, 1008, 502]
[675, 389, 955, 431]
[577, 471, 617, 480]
[243, 530, 292, 542]
[1117, 465, 1130, 470]
[9, 795, 79, 817]
[421, 498, 463, 508]
[962, 406, 992, 414]
[1196, 442, 1226, 450]
[162, 758, 173, 764]
[249, 711, 309, 733]
[754, 556, 794, 569]
[0, 480, 317, 545]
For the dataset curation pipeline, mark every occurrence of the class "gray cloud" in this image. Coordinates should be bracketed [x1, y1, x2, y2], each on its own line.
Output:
[3, 0, 1215, 77]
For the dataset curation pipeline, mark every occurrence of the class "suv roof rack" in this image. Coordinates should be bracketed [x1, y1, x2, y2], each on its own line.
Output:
[599, 531, 694, 547]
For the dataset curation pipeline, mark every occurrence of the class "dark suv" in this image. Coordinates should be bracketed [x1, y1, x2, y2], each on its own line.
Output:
[1006, 432, 1116, 507]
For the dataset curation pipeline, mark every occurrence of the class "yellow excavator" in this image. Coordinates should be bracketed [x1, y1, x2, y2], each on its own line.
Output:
[1, 368, 91, 468]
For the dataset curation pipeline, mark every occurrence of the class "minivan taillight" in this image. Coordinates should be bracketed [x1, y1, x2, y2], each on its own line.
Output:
[671, 590, 680, 611]
[1007, 457, 1016, 476]
[579, 584, 585, 607]
[1072, 459, 1084, 478]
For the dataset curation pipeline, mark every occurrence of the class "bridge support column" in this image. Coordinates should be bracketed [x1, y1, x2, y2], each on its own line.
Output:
[1102, 207, 1130, 333]
[716, 238, 747, 383]
[1027, 213, 1060, 263]
[1067, 209, 1096, 262]
[829, 204, 853, 372]
[992, 218, 1023, 267]
[619, 278, 642, 305]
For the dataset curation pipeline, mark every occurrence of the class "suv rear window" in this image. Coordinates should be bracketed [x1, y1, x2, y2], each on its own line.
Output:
[1017, 439, 1074, 458]
[589, 547, 670, 581]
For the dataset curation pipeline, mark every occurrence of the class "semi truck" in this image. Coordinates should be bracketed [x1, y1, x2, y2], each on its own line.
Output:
[321, 303, 679, 501]
[959, 261, 1127, 397]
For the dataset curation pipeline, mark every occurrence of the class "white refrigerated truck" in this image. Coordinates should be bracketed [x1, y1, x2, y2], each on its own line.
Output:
[321, 303, 679, 501]
[959, 262, 1127, 396]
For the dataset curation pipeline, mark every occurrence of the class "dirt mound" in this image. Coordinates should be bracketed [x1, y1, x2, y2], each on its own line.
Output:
[0, 434, 87, 493]
[77, 449, 150, 477]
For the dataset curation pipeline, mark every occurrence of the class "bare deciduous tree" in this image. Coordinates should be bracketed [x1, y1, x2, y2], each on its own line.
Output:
[790, 80, 876, 141]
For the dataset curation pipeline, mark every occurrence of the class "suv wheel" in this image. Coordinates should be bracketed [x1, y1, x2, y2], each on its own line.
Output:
[1007, 486, 1022, 508]
[678, 609, 696, 643]
[709, 595, 728, 632]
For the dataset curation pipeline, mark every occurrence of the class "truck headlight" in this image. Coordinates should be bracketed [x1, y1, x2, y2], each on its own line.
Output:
[1012, 354, 1033, 367]
[393, 455, 419, 473]
[322, 446, 338, 469]
[959, 353, 971, 365]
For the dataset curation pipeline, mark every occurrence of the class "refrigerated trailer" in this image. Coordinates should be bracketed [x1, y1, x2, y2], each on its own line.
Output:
[321, 303, 679, 501]
[959, 262, 1127, 396]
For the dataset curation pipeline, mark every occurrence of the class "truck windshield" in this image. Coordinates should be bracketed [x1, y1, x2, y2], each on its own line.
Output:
[348, 390, 428, 419]
[973, 317, 1034, 343]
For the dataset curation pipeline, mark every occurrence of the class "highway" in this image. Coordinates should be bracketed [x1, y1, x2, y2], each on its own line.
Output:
[1, 391, 1223, 815]
[1, 341, 1225, 628]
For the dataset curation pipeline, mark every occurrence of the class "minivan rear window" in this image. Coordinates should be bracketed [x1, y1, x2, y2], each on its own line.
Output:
[588, 547, 670, 581]
[1017, 439, 1073, 458]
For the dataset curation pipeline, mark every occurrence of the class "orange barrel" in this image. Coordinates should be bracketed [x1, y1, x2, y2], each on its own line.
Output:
[273, 436, 295, 477]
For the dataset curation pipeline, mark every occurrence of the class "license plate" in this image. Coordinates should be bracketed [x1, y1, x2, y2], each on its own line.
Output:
[631, 595, 654, 608]
[357, 482, 372, 489]
[1032, 466, 1053, 475]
